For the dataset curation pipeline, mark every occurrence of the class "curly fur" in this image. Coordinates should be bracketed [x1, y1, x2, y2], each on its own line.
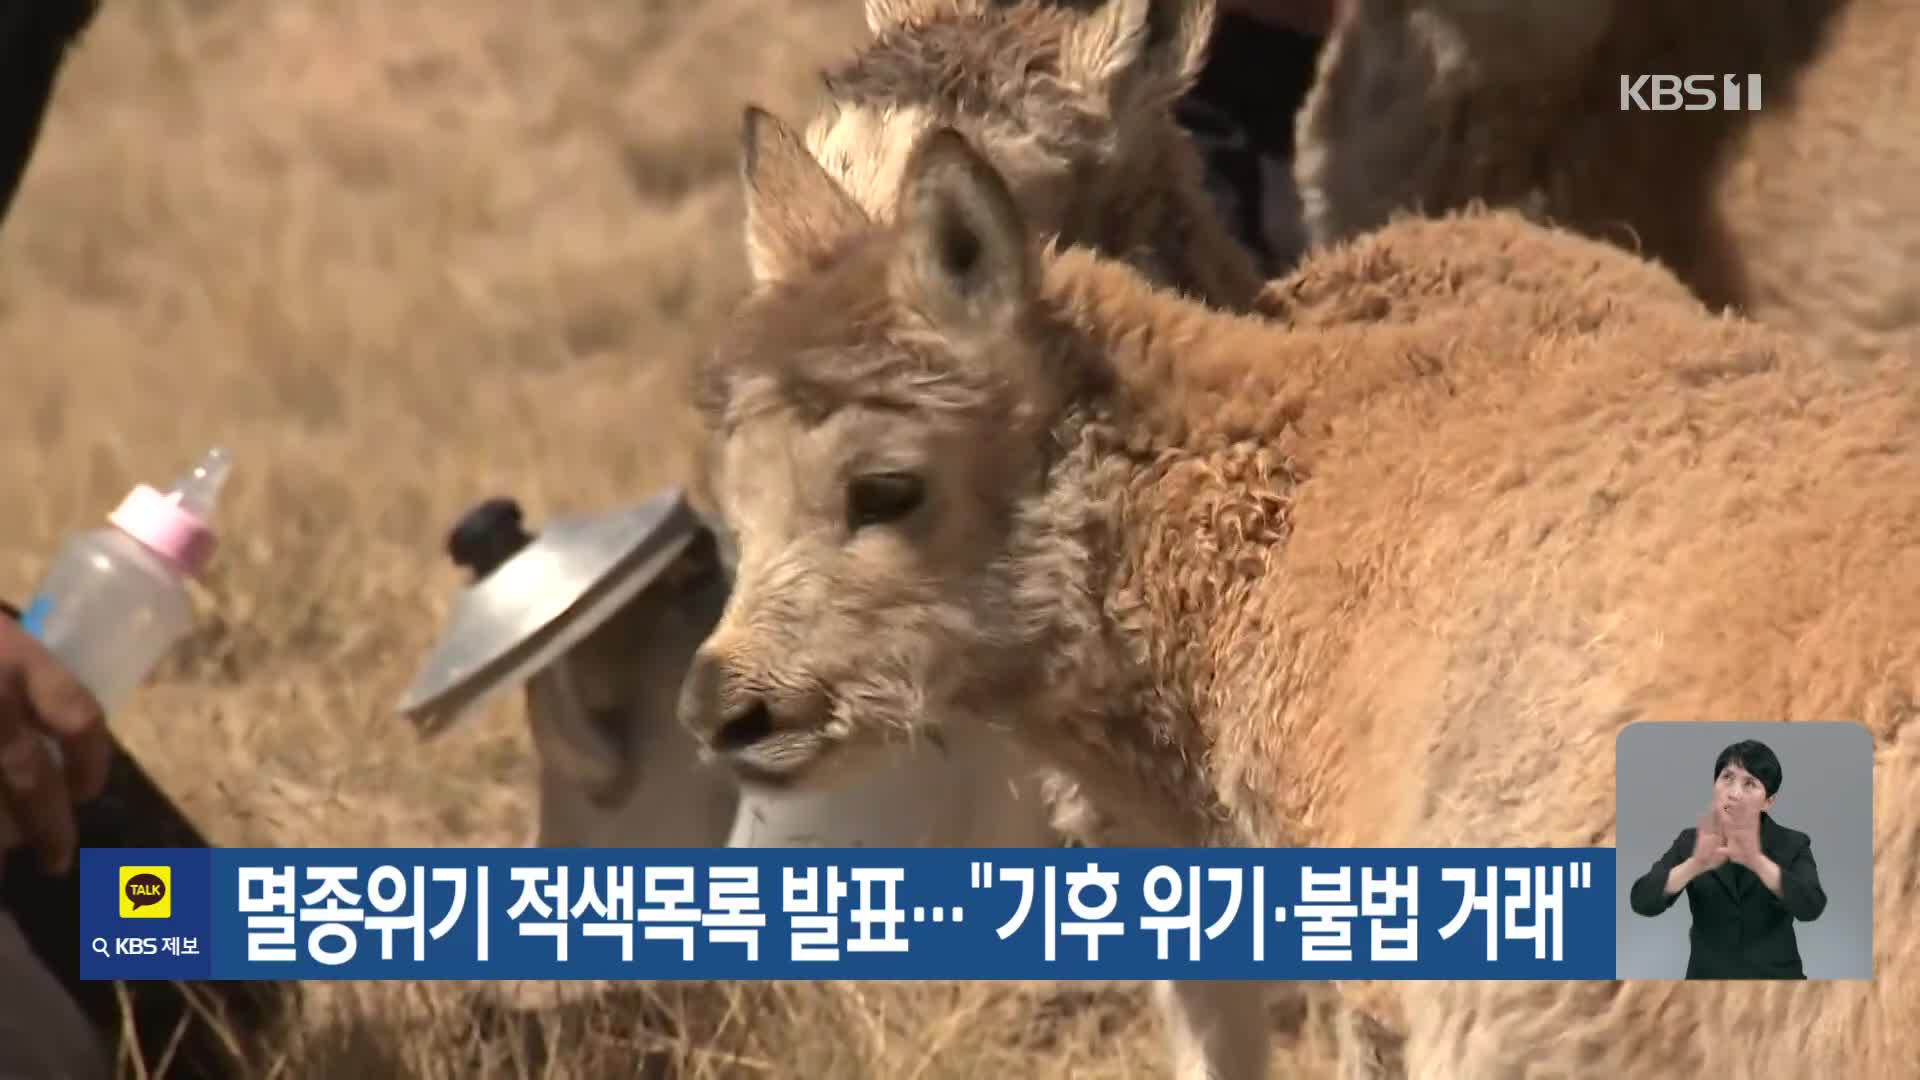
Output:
[1294, 0, 1920, 362]
[689, 117, 1920, 1078]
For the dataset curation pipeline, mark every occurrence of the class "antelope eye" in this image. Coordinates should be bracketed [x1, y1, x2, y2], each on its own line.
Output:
[847, 472, 926, 530]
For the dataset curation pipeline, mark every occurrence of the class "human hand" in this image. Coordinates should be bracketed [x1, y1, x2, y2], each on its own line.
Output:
[1689, 810, 1730, 871]
[1721, 802, 1764, 868]
[0, 609, 111, 874]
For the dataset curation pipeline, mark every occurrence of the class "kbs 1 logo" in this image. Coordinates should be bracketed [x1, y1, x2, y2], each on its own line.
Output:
[118, 865, 172, 919]
[1619, 74, 1763, 112]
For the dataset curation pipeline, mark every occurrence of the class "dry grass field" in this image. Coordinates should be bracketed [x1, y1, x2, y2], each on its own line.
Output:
[0, 1, 1345, 1076]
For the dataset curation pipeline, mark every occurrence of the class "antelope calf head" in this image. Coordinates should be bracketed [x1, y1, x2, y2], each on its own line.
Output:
[681, 108, 1083, 791]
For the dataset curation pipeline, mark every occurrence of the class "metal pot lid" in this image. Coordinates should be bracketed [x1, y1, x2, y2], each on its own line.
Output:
[396, 486, 713, 736]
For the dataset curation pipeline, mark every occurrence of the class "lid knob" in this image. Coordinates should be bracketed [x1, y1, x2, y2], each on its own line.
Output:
[447, 496, 535, 581]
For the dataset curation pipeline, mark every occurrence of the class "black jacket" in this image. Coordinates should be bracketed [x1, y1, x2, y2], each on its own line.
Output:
[1, 0, 99, 227]
[1628, 812, 1828, 979]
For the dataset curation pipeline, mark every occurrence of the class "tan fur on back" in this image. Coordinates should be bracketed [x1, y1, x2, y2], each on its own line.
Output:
[1255, 204, 1703, 332]
[1062, 224, 1918, 1074]
[1294, 0, 1920, 362]
[697, 117, 1919, 1071]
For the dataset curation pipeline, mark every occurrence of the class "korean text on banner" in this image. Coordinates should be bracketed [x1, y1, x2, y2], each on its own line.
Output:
[77, 846, 1616, 982]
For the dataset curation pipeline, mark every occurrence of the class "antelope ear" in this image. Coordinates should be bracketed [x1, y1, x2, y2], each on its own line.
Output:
[887, 126, 1034, 353]
[1060, 0, 1216, 108]
[863, 0, 986, 36]
[739, 105, 870, 285]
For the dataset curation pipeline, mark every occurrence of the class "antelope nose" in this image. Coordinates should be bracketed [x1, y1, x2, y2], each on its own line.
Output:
[677, 650, 774, 752]
[713, 699, 774, 753]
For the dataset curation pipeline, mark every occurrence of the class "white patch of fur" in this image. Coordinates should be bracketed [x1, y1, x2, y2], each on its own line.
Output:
[805, 103, 937, 217]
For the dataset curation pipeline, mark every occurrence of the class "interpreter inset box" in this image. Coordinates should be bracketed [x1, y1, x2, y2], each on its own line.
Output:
[1615, 721, 1873, 980]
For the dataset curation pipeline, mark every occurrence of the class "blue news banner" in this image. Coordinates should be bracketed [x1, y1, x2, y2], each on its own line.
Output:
[78, 847, 1616, 982]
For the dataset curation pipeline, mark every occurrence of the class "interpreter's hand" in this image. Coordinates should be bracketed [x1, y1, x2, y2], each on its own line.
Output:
[1722, 801, 1764, 869]
[0, 610, 110, 874]
[1690, 809, 1730, 871]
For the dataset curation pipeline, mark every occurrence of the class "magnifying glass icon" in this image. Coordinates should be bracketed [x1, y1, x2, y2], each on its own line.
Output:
[90, 937, 109, 958]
